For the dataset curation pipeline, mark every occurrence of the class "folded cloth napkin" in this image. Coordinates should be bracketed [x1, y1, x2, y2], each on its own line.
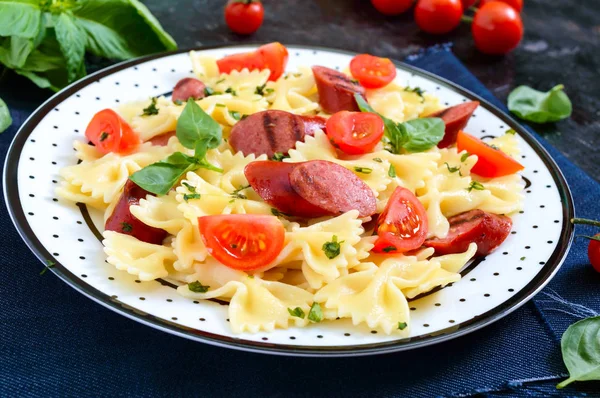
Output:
[1, 46, 599, 398]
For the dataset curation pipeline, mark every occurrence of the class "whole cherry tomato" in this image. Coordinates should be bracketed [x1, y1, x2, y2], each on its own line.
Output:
[588, 234, 600, 273]
[414, 0, 464, 35]
[478, 0, 523, 12]
[224, 0, 264, 35]
[472, 1, 524, 54]
[371, 0, 414, 15]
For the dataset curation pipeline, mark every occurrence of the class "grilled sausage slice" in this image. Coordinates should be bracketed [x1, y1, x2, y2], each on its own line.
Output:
[172, 77, 206, 103]
[427, 101, 479, 148]
[312, 66, 366, 114]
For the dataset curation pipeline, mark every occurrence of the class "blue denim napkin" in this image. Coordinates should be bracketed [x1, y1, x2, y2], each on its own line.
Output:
[1, 47, 599, 397]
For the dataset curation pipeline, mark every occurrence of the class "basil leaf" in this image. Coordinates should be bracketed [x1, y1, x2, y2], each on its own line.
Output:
[0, 36, 34, 69]
[508, 84, 572, 123]
[401, 118, 445, 153]
[54, 13, 86, 83]
[0, 97, 12, 133]
[557, 316, 600, 389]
[176, 99, 222, 151]
[0, 1, 42, 39]
[129, 152, 197, 195]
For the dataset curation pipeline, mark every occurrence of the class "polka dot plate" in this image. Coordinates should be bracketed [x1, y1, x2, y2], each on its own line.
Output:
[3, 44, 574, 357]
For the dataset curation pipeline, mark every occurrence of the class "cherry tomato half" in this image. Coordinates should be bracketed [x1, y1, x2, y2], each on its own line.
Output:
[350, 54, 397, 89]
[224, 0, 264, 35]
[472, 2, 524, 54]
[217, 42, 288, 81]
[588, 234, 600, 273]
[198, 214, 285, 271]
[371, 0, 414, 15]
[326, 111, 385, 155]
[85, 109, 140, 155]
[479, 0, 523, 12]
[456, 130, 524, 177]
[414, 0, 463, 35]
[373, 187, 429, 254]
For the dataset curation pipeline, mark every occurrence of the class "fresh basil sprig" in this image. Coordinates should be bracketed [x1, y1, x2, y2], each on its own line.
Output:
[354, 93, 444, 153]
[0, 97, 12, 133]
[557, 316, 600, 388]
[130, 99, 223, 195]
[508, 84, 572, 124]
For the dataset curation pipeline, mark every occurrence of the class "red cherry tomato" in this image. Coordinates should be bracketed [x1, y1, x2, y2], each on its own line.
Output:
[588, 234, 600, 273]
[217, 42, 288, 81]
[349, 54, 397, 89]
[85, 109, 140, 155]
[198, 214, 285, 271]
[371, 0, 413, 15]
[414, 0, 464, 34]
[456, 130, 524, 177]
[478, 0, 523, 12]
[472, 2, 524, 54]
[224, 0, 264, 35]
[372, 187, 429, 254]
[325, 111, 385, 155]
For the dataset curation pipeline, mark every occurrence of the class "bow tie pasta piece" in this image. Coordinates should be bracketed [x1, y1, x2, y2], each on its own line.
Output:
[72, 140, 103, 162]
[366, 84, 406, 123]
[130, 191, 186, 235]
[171, 219, 209, 272]
[195, 149, 268, 194]
[103, 231, 176, 281]
[487, 133, 521, 158]
[189, 51, 220, 79]
[435, 242, 478, 273]
[122, 97, 178, 141]
[269, 66, 319, 115]
[208, 69, 270, 101]
[287, 131, 391, 195]
[56, 142, 174, 210]
[179, 275, 314, 333]
[400, 87, 443, 121]
[177, 256, 246, 288]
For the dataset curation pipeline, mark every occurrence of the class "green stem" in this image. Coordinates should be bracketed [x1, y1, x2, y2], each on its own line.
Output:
[461, 15, 474, 23]
[571, 218, 600, 228]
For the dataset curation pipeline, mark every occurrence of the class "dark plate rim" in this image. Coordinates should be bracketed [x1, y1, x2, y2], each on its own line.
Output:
[3, 43, 575, 357]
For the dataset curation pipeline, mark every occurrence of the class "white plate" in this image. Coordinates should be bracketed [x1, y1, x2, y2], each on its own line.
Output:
[3, 44, 574, 356]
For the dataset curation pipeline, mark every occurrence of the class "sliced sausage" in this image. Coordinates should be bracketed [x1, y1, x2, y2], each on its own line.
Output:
[244, 161, 331, 218]
[298, 115, 327, 136]
[172, 77, 206, 103]
[289, 160, 377, 218]
[312, 66, 366, 114]
[428, 101, 479, 148]
[105, 180, 168, 245]
[423, 209, 512, 257]
[229, 110, 306, 157]
[148, 131, 176, 146]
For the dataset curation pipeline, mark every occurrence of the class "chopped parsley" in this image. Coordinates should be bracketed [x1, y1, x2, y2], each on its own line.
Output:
[121, 222, 133, 232]
[288, 307, 305, 319]
[382, 246, 397, 253]
[40, 260, 56, 276]
[225, 87, 237, 96]
[215, 103, 226, 108]
[373, 158, 383, 163]
[204, 87, 222, 97]
[322, 235, 344, 259]
[350, 78, 360, 84]
[183, 193, 201, 201]
[397, 321, 408, 330]
[308, 302, 323, 323]
[229, 110, 241, 121]
[404, 87, 425, 102]
[182, 182, 196, 192]
[99, 132, 109, 142]
[174, 99, 183, 106]
[231, 184, 250, 199]
[520, 256, 526, 261]
[141, 97, 159, 116]
[354, 166, 373, 174]
[255, 84, 267, 95]
[215, 78, 225, 84]
[460, 152, 471, 162]
[444, 162, 461, 173]
[188, 281, 210, 293]
[467, 181, 485, 192]
[271, 152, 290, 162]
[506, 128, 517, 135]
[271, 208, 291, 217]
[293, 73, 302, 78]
[388, 164, 396, 178]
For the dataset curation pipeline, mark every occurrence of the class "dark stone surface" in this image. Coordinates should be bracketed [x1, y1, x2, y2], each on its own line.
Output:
[1, 0, 598, 180]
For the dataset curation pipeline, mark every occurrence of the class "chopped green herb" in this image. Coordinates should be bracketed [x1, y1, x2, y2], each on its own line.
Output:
[271, 152, 290, 162]
[398, 321, 408, 330]
[121, 222, 133, 232]
[174, 99, 183, 106]
[183, 193, 201, 201]
[141, 97, 159, 116]
[288, 307, 306, 319]
[405, 87, 425, 102]
[293, 73, 302, 78]
[182, 182, 196, 192]
[382, 246, 397, 253]
[350, 78, 360, 84]
[231, 184, 250, 199]
[255, 84, 267, 96]
[506, 128, 517, 135]
[388, 164, 396, 178]
[322, 235, 344, 259]
[225, 87, 237, 96]
[240, 114, 248, 120]
[460, 152, 471, 162]
[99, 132, 109, 142]
[520, 256, 526, 261]
[188, 281, 210, 293]
[308, 302, 323, 323]
[40, 260, 56, 276]
[271, 208, 292, 217]
[215, 78, 225, 84]
[444, 162, 461, 173]
[373, 158, 383, 163]
[215, 103, 226, 108]
[467, 181, 485, 192]
[204, 87, 222, 97]
[229, 110, 241, 121]
[265, 88, 275, 94]
[354, 166, 373, 174]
